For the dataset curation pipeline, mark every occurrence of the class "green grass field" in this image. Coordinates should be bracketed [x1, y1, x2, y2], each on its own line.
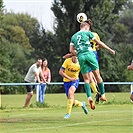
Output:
[1, 93, 133, 133]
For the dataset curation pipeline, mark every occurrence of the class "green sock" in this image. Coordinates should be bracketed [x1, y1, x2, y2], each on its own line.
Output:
[98, 82, 105, 95]
[84, 83, 92, 97]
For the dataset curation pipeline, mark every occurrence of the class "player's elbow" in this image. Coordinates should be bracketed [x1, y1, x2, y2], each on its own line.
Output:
[59, 69, 62, 76]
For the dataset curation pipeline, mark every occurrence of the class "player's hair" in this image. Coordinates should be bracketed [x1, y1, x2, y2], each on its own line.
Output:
[85, 19, 93, 27]
[80, 21, 90, 29]
[80, 19, 93, 30]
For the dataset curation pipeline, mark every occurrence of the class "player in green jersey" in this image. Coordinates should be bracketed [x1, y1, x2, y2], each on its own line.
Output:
[69, 22, 115, 110]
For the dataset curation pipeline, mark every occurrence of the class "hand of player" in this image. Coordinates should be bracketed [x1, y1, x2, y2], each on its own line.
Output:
[110, 49, 115, 55]
[95, 45, 100, 50]
[63, 53, 73, 59]
[70, 78, 77, 82]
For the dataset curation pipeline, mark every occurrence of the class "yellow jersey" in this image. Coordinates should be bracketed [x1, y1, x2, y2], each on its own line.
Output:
[90, 32, 100, 51]
[62, 58, 80, 82]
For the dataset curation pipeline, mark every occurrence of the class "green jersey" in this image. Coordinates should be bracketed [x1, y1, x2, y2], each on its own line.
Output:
[70, 30, 95, 56]
[70, 30, 98, 74]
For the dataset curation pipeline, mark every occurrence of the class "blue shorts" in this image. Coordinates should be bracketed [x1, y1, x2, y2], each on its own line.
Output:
[64, 79, 79, 97]
[89, 51, 98, 72]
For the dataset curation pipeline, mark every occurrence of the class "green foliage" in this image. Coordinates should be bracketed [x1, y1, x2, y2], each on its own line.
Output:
[83, 0, 127, 40]
[0, 0, 133, 94]
[51, 0, 133, 92]
[0, 0, 4, 20]
[0, 12, 36, 94]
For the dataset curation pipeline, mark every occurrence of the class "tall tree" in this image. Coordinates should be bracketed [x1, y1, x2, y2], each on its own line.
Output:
[51, 0, 128, 45]
[51, 0, 132, 92]
[0, 0, 4, 20]
[0, 12, 35, 94]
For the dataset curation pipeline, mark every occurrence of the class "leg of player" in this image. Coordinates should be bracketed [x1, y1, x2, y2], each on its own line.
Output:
[89, 72, 98, 94]
[130, 92, 133, 101]
[64, 86, 75, 119]
[82, 72, 95, 110]
[93, 69, 107, 102]
[64, 86, 88, 119]
[74, 100, 88, 115]
[88, 72, 101, 103]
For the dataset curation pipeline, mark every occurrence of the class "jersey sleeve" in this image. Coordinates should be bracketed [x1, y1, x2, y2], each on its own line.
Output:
[94, 32, 100, 41]
[62, 59, 68, 69]
[70, 37, 74, 45]
[70, 42, 74, 45]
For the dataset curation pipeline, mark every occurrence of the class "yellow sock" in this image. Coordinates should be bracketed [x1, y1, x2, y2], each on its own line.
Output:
[90, 82, 98, 94]
[74, 100, 82, 107]
[66, 99, 73, 114]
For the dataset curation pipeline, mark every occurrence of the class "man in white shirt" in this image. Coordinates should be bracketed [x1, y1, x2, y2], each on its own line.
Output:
[24, 58, 46, 107]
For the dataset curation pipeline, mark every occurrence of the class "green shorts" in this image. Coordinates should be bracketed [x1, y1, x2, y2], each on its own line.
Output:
[78, 51, 99, 74]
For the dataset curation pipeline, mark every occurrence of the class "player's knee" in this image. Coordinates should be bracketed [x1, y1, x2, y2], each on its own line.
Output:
[95, 75, 102, 82]
[130, 94, 133, 101]
[28, 91, 33, 97]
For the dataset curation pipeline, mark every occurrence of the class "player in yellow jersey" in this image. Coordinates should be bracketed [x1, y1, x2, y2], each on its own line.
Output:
[63, 30, 102, 104]
[59, 56, 88, 119]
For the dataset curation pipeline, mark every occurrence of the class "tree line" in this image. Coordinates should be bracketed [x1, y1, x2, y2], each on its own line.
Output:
[0, 0, 133, 94]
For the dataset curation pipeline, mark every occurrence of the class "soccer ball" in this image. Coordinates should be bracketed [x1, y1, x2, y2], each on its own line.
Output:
[76, 13, 87, 23]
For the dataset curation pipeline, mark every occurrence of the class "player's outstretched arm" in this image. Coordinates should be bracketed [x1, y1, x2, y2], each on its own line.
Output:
[94, 38, 115, 55]
[63, 44, 77, 59]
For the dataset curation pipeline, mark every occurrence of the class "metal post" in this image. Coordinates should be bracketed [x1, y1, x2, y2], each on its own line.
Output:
[0, 89, 1, 108]
[131, 84, 133, 94]
[36, 85, 39, 102]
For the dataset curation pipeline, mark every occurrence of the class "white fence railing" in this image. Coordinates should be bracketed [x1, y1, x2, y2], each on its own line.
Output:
[0, 82, 133, 103]
[0, 82, 133, 86]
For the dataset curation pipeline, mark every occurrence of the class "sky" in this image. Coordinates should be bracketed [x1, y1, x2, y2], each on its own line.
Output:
[3, 0, 55, 32]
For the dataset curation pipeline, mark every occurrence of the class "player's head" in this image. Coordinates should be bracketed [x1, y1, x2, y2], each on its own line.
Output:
[72, 55, 78, 63]
[80, 21, 91, 31]
[85, 19, 93, 28]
